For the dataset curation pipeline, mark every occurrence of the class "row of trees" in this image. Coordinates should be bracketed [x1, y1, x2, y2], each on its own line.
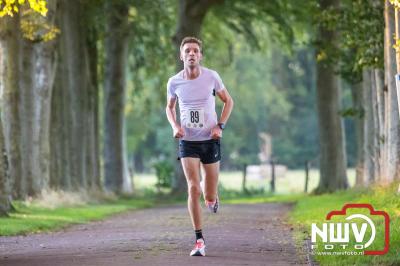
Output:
[310, 0, 400, 191]
[0, 0, 399, 215]
[340, 0, 400, 187]
[0, 0, 139, 215]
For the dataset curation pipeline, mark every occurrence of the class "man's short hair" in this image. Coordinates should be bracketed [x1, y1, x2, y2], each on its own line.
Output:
[180, 37, 202, 52]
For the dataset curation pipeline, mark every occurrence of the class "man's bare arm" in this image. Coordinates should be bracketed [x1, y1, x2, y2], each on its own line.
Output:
[210, 89, 234, 139]
[165, 97, 184, 138]
[216, 89, 234, 124]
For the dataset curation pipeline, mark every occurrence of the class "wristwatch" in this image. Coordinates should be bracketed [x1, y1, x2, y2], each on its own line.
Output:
[218, 123, 225, 130]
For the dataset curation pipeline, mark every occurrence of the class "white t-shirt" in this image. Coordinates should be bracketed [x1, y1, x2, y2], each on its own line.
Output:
[167, 66, 225, 141]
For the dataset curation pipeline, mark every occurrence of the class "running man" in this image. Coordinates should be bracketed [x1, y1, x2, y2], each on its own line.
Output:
[165, 37, 234, 256]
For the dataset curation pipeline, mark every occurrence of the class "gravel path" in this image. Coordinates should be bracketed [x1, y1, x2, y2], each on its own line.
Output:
[0, 203, 308, 266]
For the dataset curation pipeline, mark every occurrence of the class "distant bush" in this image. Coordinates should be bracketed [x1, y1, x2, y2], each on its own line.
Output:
[153, 160, 173, 191]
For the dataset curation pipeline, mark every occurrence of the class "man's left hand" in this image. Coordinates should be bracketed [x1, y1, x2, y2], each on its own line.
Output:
[211, 125, 222, 139]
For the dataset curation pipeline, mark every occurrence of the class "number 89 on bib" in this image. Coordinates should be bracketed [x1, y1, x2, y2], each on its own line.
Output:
[186, 109, 205, 128]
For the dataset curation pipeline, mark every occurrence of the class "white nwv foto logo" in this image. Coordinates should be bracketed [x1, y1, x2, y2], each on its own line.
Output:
[309, 203, 390, 256]
[312, 214, 376, 248]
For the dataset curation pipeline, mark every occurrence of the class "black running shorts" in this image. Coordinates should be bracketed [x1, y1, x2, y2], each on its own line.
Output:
[178, 139, 221, 164]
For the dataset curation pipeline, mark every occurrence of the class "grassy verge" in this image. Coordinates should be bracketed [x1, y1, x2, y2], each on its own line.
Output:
[0, 194, 185, 236]
[290, 184, 400, 266]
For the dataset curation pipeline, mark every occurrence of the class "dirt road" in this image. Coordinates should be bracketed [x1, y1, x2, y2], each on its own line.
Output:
[0, 203, 307, 266]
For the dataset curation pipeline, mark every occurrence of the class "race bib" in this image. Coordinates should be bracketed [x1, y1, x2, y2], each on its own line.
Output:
[185, 109, 205, 129]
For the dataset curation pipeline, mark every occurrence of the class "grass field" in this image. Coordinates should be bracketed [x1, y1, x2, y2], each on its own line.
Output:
[135, 168, 356, 194]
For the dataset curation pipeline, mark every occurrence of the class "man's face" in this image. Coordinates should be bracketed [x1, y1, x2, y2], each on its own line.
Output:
[180, 42, 202, 67]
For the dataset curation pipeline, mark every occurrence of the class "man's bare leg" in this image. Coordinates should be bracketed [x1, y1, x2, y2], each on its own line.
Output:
[202, 161, 220, 205]
[181, 157, 202, 230]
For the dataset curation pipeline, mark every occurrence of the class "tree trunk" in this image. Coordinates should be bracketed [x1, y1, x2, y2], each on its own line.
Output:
[384, 0, 400, 182]
[30, 38, 57, 195]
[50, 29, 72, 190]
[395, 5, 400, 73]
[0, 15, 24, 199]
[26, 2, 58, 196]
[104, 1, 130, 193]
[171, 0, 220, 194]
[382, 3, 390, 179]
[50, 56, 65, 189]
[0, 44, 11, 216]
[371, 69, 381, 180]
[395, 3, 400, 189]
[50, 1, 76, 191]
[315, 0, 348, 193]
[19, 34, 35, 196]
[374, 69, 385, 182]
[363, 69, 375, 185]
[86, 26, 101, 190]
[123, 124, 133, 193]
[350, 81, 364, 186]
[58, 0, 91, 190]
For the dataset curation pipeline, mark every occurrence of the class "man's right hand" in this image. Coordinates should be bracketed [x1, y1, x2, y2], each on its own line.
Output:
[173, 126, 185, 138]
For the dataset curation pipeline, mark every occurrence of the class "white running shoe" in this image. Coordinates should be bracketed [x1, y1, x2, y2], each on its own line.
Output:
[201, 179, 219, 213]
[205, 196, 219, 213]
[190, 238, 206, 256]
